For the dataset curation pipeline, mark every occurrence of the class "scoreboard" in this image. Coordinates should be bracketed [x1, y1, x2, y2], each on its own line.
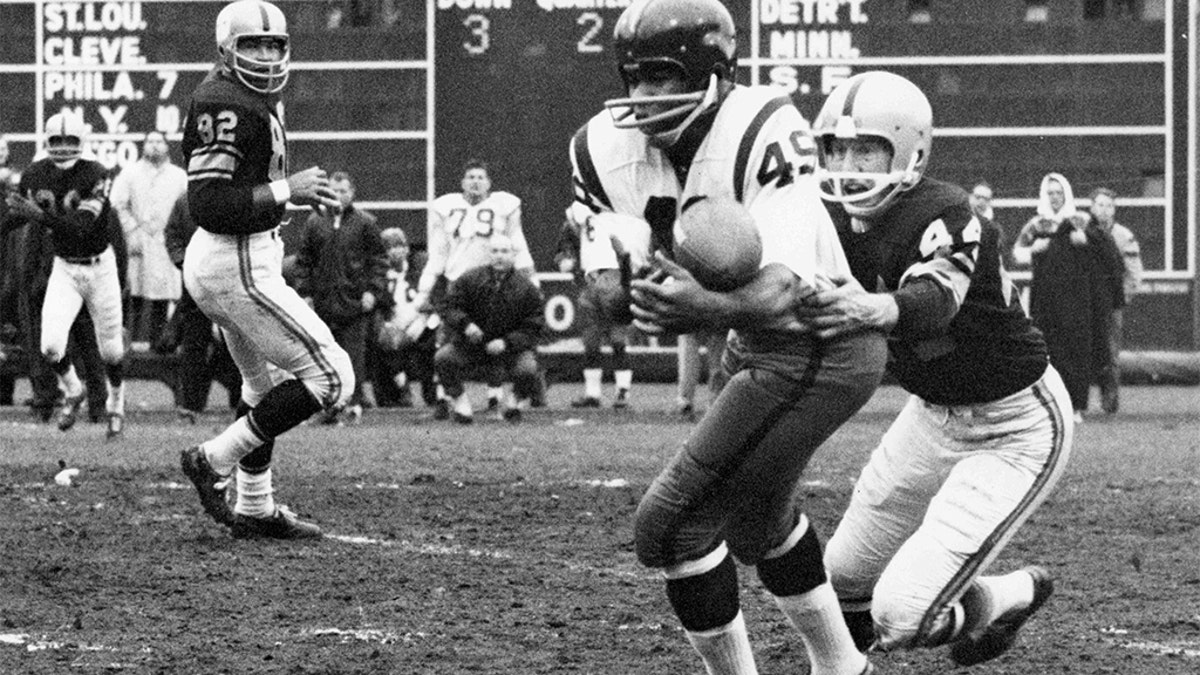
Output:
[0, 0, 1196, 349]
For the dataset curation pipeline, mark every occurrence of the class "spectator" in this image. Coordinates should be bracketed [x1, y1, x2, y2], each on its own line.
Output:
[162, 192, 241, 421]
[291, 170, 390, 425]
[0, 134, 18, 405]
[675, 330, 727, 421]
[5, 112, 128, 438]
[435, 233, 544, 423]
[968, 180, 994, 221]
[417, 159, 539, 412]
[110, 131, 187, 345]
[1086, 186, 1143, 414]
[1013, 172, 1125, 421]
[554, 212, 636, 410]
[371, 226, 437, 408]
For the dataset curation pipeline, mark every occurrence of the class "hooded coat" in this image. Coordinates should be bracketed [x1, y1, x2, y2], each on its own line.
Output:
[1013, 173, 1125, 410]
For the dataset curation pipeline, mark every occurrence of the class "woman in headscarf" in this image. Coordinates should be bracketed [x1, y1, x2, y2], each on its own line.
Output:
[1012, 173, 1125, 421]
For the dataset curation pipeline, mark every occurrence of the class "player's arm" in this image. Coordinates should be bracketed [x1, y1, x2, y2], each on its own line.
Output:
[184, 99, 336, 235]
[8, 170, 111, 241]
[505, 205, 537, 278]
[414, 208, 448, 306]
[800, 210, 980, 340]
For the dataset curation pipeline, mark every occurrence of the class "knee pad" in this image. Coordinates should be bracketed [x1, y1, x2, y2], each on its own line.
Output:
[756, 515, 827, 596]
[98, 339, 125, 365]
[301, 349, 355, 409]
[665, 545, 740, 632]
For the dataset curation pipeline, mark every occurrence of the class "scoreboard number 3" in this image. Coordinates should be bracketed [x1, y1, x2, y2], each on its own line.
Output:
[463, 13, 490, 55]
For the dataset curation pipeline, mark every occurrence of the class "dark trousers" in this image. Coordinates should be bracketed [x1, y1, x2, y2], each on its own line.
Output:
[175, 289, 241, 413]
[369, 326, 437, 407]
[328, 313, 370, 407]
[434, 342, 540, 401]
[20, 282, 106, 419]
[126, 296, 171, 344]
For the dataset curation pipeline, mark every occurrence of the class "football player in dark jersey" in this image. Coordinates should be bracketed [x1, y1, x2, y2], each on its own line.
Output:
[178, 0, 351, 540]
[799, 71, 1075, 666]
[603, 1, 886, 673]
[4, 112, 128, 439]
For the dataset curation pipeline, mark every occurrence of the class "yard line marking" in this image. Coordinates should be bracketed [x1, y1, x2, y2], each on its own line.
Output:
[325, 533, 656, 581]
[1107, 638, 1200, 658]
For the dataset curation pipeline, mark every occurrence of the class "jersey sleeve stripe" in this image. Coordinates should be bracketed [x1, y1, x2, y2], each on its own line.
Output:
[187, 147, 239, 176]
[572, 125, 611, 210]
[733, 96, 792, 202]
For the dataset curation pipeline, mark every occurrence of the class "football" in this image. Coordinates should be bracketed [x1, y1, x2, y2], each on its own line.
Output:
[673, 196, 763, 291]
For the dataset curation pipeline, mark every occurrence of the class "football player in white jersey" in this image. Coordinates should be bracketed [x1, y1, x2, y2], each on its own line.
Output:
[416, 159, 535, 306]
[416, 160, 537, 411]
[573, 1, 885, 674]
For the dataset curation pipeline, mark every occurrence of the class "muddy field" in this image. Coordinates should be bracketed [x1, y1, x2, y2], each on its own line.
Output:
[2, 384, 1197, 674]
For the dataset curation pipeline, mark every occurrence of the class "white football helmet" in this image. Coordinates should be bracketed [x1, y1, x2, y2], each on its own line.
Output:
[604, 0, 737, 148]
[812, 71, 932, 218]
[44, 112, 91, 169]
[215, 0, 290, 94]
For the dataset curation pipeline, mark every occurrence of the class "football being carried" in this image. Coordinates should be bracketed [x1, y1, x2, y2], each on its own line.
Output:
[673, 195, 762, 291]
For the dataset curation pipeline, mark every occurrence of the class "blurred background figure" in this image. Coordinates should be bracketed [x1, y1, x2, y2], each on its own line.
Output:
[291, 171, 390, 425]
[371, 226, 438, 409]
[110, 131, 186, 347]
[968, 180, 995, 222]
[1013, 172, 1125, 422]
[435, 233, 544, 423]
[163, 192, 241, 422]
[0, 134, 20, 405]
[554, 211, 635, 410]
[1086, 187, 1143, 414]
[674, 330, 727, 421]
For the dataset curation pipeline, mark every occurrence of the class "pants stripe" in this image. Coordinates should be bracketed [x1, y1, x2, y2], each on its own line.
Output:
[236, 236, 343, 405]
[915, 375, 1069, 643]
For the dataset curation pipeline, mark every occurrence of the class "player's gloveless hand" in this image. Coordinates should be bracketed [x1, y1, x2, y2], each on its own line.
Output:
[287, 166, 340, 209]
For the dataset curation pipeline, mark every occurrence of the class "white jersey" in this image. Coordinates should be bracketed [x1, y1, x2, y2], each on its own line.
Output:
[569, 85, 850, 289]
[418, 190, 534, 293]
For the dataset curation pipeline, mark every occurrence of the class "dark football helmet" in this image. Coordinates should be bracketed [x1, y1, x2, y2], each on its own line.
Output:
[604, 0, 737, 147]
[812, 71, 933, 218]
[44, 111, 91, 168]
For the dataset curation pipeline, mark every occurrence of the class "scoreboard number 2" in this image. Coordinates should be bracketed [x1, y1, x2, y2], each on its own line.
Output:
[577, 12, 603, 54]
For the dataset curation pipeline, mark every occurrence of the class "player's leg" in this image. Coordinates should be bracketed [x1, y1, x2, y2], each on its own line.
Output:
[82, 249, 127, 436]
[724, 334, 882, 675]
[571, 286, 604, 407]
[676, 333, 702, 418]
[434, 341, 475, 423]
[824, 396, 950, 651]
[609, 323, 631, 409]
[40, 261, 86, 429]
[855, 369, 1073, 661]
[502, 349, 540, 421]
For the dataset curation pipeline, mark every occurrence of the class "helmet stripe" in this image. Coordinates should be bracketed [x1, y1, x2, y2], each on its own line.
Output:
[258, 1, 270, 30]
[840, 75, 866, 117]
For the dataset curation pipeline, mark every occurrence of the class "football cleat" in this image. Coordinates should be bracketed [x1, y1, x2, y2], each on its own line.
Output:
[105, 413, 124, 440]
[950, 566, 1055, 666]
[345, 404, 363, 425]
[452, 411, 473, 425]
[613, 389, 630, 409]
[502, 407, 522, 423]
[485, 396, 500, 412]
[571, 395, 601, 408]
[432, 399, 450, 420]
[180, 445, 235, 526]
[56, 390, 87, 431]
[231, 504, 322, 540]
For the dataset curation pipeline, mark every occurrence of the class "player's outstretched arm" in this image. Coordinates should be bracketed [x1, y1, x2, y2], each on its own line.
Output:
[630, 253, 811, 335]
[250, 166, 339, 212]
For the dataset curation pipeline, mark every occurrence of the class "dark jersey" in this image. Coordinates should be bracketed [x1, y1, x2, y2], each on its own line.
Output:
[181, 68, 287, 236]
[14, 158, 113, 260]
[828, 178, 1048, 405]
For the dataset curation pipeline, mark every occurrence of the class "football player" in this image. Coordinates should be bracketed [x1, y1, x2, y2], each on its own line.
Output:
[580, 1, 887, 673]
[178, 0, 352, 540]
[799, 71, 1075, 665]
[415, 159, 537, 410]
[4, 112, 128, 439]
